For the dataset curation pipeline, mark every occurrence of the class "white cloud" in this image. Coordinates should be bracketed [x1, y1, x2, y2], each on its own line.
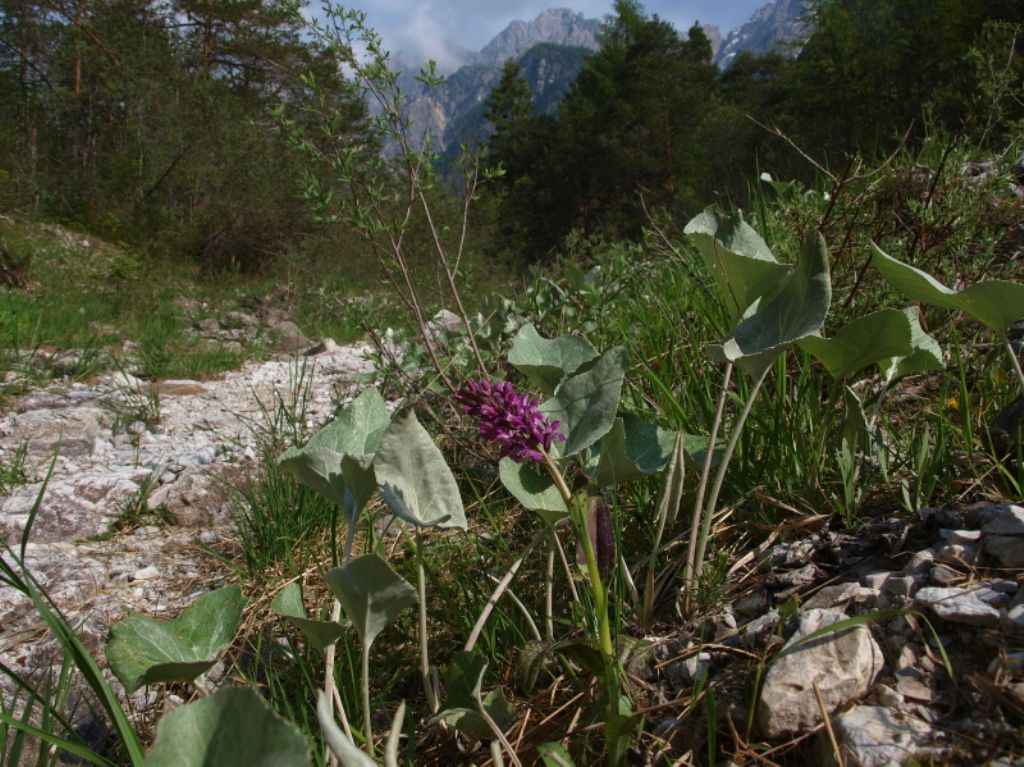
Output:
[392, 5, 467, 70]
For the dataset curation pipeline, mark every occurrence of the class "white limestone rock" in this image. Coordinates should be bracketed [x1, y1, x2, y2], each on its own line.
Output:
[822, 705, 933, 767]
[757, 608, 885, 738]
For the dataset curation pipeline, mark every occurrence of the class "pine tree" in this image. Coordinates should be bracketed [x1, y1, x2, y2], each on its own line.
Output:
[483, 59, 535, 185]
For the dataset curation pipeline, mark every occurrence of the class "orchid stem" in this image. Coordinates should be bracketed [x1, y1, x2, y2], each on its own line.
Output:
[545, 533, 555, 641]
[542, 451, 573, 504]
[541, 451, 581, 604]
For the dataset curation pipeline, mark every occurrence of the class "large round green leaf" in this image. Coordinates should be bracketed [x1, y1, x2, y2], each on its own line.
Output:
[872, 242, 1024, 333]
[879, 307, 944, 382]
[271, 582, 348, 652]
[374, 408, 466, 530]
[307, 387, 391, 455]
[106, 586, 245, 694]
[499, 457, 567, 525]
[508, 324, 599, 395]
[277, 387, 390, 520]
[339, 453, 378, 520]
[540, 346, 627, 457]
[709, 231, 832, 378]
[683, 207, 792, 322]
[593, 415, 676, 487]
[277, 446, 348, 509]
[437, 651, 515, 743]
[325, 554, 417, 648]
[797, 308, 913, 380]
[146, 687, 309, 767]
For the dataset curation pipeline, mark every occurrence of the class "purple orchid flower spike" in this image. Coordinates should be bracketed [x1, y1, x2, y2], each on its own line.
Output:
[455, 379, 566, 463]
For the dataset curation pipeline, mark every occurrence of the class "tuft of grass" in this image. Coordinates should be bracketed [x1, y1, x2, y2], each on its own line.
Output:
[0, 442, 28, 496]
[230, 455, 336, 581]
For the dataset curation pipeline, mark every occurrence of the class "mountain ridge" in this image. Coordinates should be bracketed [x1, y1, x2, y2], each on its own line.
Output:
[713, 0, 808, 68]
[399, 2, 808, 155]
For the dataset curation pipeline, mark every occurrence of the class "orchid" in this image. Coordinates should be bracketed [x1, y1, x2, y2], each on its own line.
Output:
[456, 379, 565, 463]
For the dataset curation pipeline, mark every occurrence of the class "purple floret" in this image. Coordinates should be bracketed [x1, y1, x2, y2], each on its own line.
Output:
[455, 379, 566, 463]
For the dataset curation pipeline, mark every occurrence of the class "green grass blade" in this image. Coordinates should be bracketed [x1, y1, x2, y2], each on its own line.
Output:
[20, 450, 58, 562]
[0, 710, 117, 767]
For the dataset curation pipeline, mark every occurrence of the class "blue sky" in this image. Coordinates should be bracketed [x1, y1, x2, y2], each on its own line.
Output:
[347, 1, 769, 70]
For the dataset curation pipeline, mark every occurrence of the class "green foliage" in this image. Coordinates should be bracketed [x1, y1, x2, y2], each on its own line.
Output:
[374, 409, 467, 530]
[271, 583, 349, 652]
[499, 458, 568, 524]
[682, 207, 792, 323]
[232, 452, 337, 579]
[781, 0, 1023, 159]
[0, 0, 368, 271]
[105, 585, 245, 693]
[484, 60, 536, 178]
[798, 309, 914, 380]
[146, 687, 309, 767]
[872, 242, 1024, 334]
[278, 388, 390, 521]
[324, 554, 417, 649]
[508, 323, 599, 395]
[541, 346, 628, 457]
[709, 232, 832, 378]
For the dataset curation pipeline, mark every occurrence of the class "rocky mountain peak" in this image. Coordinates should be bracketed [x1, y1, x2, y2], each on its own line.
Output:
[713, 0, 808, 69]
[477, 8, 601, 66]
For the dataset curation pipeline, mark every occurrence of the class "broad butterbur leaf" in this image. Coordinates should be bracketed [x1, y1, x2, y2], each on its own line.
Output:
[880, 307, 944, 382]
[684, 207, 792, 322]
[679, 432, 720, 473]
[308, 387, 391, 455]
[593, 415, 676, 487]
[339, 453, 377, 519]
[438, 651, 515, 743]
[106, 585, 245, 693]
[271, 582, 347, 652]
[499, 458, 567, 526]
[439, 690, 515, 744]
[147, 687, 308, 767]
[709, 231, 832, 378]
[278, 446, 348, 509]
[541, 346, 627, 457]
[798, 308, 913, 380]
[278, 388, 390, 520]
[325, 554, 416, 648]
[872, 243, 1024, 333]
[508, 324, 599, 395]
[374, 409, 466, 529]
[446, 650, 489, 709]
